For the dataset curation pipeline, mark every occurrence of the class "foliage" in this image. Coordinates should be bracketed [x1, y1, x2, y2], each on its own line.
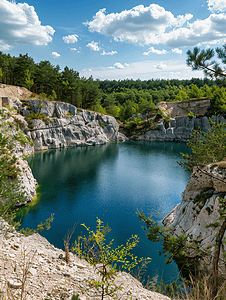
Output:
[137, 211, 189, 265]
[186, 45, 226, 80]
[0, 67, 3, 83]
[125, 115, 143, 129]
[0, 108, 53, 234]
[178, 121, 226, 172]
[187, 111, 195, 118]
[0, 50, 222, 121]
[25, 69, 34, 90]
[73, 218, 150, 299]
[25, 112, 50, 123]
[164, 114, 171, 124]
[209, 86, 226, 115]
[155, 108, 164, 121]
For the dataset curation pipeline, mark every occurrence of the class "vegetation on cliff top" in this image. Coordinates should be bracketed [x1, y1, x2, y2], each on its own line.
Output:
[2, 51, 226, 123]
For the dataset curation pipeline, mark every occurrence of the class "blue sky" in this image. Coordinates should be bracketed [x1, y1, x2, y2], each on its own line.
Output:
[1, 0, 226, 80]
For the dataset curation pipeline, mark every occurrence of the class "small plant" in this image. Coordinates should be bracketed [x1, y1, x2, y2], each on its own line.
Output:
[164, 114, 171, 124]
[29, 93, 36, 99]
[25, 112, 51, 123]
[38, 92, 48, 100]
[155, 108, 164, 121]
[125, 115, 143, 130]
[73, 218, 150, 299]
[101, 121, 105, 128]
[48, 90, 57, 101]
[71, 295, 80, 300]
[14, 131, 34, 146]
[187, 111, 195, 118]
[67, 111, 73, 117]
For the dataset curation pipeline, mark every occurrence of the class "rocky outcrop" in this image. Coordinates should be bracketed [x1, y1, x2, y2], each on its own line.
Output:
[0, 84, 33, 101]
[0, 218, 170, 300]
[0, 99, 128, 206]
[163, 162, 226, 276]
[156, 98, 211, 118]
[16, 99, 127, 151]
[0, 107, 36, 205]
[131, 115, 226, 143]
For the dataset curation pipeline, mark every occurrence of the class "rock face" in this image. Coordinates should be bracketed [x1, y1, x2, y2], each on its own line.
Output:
[0, 99, 127, 206]
[18, 99, 127, 151]
[131, 115, 226, 142]
[156, 98, 211, 118]
[163, 162, 226, 276]
[0, 84, 33, 100]
[0, 219, 170, 300]
[0, 107, 36, 205]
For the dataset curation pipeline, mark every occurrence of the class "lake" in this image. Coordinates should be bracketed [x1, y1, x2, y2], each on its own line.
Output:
[19, 141, 191, 284]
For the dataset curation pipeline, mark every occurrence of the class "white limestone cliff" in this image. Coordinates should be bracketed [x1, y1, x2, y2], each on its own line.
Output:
[163, 162, 226, 275]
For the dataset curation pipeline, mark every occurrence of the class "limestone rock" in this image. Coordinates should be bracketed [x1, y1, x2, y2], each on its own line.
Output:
[0, 220, 170, 300]
[163, 162, 226, 276]
[20, 100, 122, 151]
[130, 115, 225, 143]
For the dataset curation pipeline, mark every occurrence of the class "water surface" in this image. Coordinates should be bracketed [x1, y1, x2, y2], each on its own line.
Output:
[20, 141, 191, 283]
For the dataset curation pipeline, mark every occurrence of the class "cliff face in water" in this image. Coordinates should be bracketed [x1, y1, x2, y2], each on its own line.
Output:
[0, 95, 169, 300]
[129, 98, 224, 142]
[163, 162, 226, 276]
[131, 115, 224, 142]
[17, 99, 127, 151]
[0, 97, 127, 205]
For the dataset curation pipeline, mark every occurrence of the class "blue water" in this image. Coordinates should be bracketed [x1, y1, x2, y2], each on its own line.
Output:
[19, 141, 191, 284]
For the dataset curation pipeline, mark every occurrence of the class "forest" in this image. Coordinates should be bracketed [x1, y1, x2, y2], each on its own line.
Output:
[0, 51, 226, 121]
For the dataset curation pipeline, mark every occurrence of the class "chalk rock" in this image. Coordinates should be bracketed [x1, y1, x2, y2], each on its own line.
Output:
[163, 162, 226, 276]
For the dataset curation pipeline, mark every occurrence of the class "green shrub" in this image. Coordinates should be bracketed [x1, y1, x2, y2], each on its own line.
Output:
[164, 114, 171, 123]
[155, 108, 164, 120]
[25, 112, 50, 122]
[187, 111, 195, 118]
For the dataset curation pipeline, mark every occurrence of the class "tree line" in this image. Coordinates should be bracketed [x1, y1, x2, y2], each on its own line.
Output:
[1, 51, 226, 121]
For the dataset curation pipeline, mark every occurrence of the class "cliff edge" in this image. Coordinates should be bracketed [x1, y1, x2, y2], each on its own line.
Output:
[163, 162, 226, 276]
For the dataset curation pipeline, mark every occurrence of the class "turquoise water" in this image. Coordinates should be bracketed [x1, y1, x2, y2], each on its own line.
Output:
[20, 141, 191, 283]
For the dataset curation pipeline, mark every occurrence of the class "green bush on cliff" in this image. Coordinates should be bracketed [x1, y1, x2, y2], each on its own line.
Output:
[25, 112, 50, 122]
[178, 121, 226, 172]
[0, 108, 53, 234]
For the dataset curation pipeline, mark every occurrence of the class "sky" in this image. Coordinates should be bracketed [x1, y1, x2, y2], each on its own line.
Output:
[1, 0, 226, 81]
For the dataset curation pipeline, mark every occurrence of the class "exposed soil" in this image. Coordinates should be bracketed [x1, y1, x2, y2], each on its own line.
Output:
[0, 84, 35, 100]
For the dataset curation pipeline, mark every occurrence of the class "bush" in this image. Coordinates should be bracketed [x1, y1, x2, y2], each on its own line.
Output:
[164, 114, 171, 123]
[156, 108, 164, 119]
[187, 111, 195, 118]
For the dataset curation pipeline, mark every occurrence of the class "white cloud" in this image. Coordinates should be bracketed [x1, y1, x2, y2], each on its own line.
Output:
[108, 62, 129, 69]
[85, 4, 193, 45]
[160, 13, 226, 47]
[51, 52, 60, 58]
[70, 47, 80, 53]
[0, 0, 54, 51]
[100, 50, 117, 55]
[143, 46, 167, 55]
[172, 48, 182, 54]
[62, 34, 78, 44]
[114, 62, 125, 69]
[80, 59, 204, 81]
[208, 0, 226, 12]
[86, 41, 100, 51]
[85, 3, 226, 48]
[154, 62, 167, 69]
